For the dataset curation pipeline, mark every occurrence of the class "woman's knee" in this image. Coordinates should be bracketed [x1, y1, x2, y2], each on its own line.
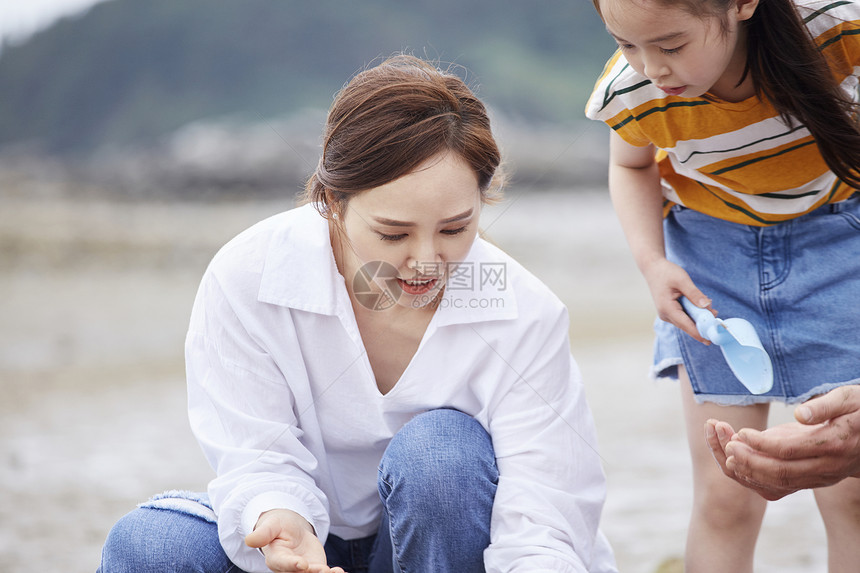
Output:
[379, 409, 498, 510]
[99, 508, 163, 572]
[382, 409, 495, 473]
[98, 504, 229, 573]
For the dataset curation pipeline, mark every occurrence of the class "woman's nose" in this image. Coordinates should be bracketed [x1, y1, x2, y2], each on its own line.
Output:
[406, 239, 441, 274]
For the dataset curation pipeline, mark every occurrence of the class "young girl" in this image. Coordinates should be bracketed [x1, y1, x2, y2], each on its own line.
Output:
[585, 0, 860, 571]
[97, 55, 618, 573]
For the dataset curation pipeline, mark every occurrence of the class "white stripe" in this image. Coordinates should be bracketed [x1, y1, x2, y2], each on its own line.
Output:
[664, 168, 838, 216]
[665, 116, 810, 172]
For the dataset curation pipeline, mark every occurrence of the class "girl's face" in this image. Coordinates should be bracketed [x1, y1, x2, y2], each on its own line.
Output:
[598, 0, 756, 101]
[333, 152, 482, 311]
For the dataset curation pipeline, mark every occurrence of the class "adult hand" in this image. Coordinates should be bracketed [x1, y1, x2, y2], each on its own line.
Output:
[245, 509, 346, 573]
[705, 385, 860, 500]
[640, 257, 713, 344]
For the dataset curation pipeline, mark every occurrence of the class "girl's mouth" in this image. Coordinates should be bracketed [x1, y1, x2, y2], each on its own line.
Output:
[658, 85, 686, 97]
[397, 277, 438, 295]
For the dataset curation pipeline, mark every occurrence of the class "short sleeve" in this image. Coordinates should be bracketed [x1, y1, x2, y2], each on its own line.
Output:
[584, 50, 652, 147]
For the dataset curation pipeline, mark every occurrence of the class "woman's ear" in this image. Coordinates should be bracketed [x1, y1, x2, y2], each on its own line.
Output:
[324, 189, 340, 220]
[735, 0, 760, 21]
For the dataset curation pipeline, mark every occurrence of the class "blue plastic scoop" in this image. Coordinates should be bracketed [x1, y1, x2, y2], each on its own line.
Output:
[680, 297, 774, 394]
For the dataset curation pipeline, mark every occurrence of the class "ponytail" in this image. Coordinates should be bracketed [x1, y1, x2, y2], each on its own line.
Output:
[745, 0, 860, 188]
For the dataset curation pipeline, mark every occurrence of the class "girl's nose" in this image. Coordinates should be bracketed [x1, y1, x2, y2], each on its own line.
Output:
[642, 54, 669, 83]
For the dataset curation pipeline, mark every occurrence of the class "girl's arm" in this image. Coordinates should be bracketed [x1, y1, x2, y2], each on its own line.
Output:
[607, 131, 711, 342]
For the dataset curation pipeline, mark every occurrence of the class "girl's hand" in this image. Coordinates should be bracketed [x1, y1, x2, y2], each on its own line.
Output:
[245, 509, 346, 573]
[641, 257, 713, 344]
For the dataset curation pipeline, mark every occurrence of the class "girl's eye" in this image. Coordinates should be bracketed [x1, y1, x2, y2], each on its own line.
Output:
[441, 226, 468, 236]
[661, 46, 683, 55]
[618, 42, 635, 51]
[378, 232, 406, 242]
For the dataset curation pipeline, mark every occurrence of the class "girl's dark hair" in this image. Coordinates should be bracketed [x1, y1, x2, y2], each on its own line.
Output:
[743, 0, 860, 188]
[303, 54, 503, 217]
[592, 0, 860, 187]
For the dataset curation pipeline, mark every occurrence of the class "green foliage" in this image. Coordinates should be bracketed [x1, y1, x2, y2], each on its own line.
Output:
[0, 0, 616, 154]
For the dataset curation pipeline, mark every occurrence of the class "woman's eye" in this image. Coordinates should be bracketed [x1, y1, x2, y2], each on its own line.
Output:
[441, 226, 468, 236]
[378, 232, 407, 242]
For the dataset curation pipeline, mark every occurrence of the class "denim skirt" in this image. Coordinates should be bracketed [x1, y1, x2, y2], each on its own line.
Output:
[652, 194, 860, 405]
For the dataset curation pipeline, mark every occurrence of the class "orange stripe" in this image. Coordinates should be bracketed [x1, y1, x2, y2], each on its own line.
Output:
[695, 136, 830, 194]
[815, 19, 860, 78]
[625, 97, 780, 148]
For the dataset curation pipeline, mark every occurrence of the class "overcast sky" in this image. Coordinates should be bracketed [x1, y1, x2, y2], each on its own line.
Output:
[0, 0, 109, 45]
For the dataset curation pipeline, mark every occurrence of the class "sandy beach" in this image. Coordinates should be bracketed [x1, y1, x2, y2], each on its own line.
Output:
[0, 185, 827, 572]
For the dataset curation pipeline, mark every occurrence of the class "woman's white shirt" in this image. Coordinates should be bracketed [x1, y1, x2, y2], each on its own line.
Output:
[186, 203, 617, 573]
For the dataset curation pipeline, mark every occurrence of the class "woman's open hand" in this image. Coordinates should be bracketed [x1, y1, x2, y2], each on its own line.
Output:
[245, 509, 346, 573]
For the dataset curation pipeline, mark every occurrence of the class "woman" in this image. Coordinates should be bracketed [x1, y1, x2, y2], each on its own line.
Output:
[98, 54, 617, 573]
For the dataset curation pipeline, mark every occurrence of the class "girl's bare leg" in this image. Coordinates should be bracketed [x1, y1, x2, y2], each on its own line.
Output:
[679, 366, 769, 573]
[813, 476, 860, 572]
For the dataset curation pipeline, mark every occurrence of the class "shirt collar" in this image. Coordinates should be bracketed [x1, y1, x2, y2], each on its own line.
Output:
[257, 204, 518, 326]
[432, 238, 518, 327]
[258, 204, 347, 316]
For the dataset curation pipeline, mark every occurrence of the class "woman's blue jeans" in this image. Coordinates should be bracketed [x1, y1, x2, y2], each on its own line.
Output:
[98, 409, 498, 572]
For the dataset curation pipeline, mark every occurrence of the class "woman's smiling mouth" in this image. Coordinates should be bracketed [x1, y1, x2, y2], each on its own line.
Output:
[398, 277, 438, 295]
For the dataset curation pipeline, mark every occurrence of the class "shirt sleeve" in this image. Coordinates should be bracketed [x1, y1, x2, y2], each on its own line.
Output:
[185, 268, 330, 573]
[811, 0, 860, 81]
[482, 302, 616, 573]
[837, 3, 860, 72]
[584, 50, 652, 148]
[584, 50, 625, 122]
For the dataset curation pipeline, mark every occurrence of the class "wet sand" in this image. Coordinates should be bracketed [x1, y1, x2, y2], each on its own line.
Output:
[0, 188, 826, 572]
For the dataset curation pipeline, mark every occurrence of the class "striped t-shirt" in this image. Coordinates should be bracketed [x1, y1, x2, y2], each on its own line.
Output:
[585, 0, 860, 226]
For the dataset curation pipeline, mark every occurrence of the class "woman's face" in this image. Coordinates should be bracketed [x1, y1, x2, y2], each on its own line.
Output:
[333, 152, 482, 311]
[598, 0, 754, 101]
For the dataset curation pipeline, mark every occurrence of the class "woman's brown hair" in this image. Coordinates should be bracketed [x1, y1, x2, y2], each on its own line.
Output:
[303, 54, 503, 217]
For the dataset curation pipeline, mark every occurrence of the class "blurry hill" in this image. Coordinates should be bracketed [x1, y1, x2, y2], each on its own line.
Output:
[0, 0, 617, 197]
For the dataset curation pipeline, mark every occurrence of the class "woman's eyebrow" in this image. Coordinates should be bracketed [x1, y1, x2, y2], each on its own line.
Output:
[372, 208, 474, 227]
[441, 208, 474, 224]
